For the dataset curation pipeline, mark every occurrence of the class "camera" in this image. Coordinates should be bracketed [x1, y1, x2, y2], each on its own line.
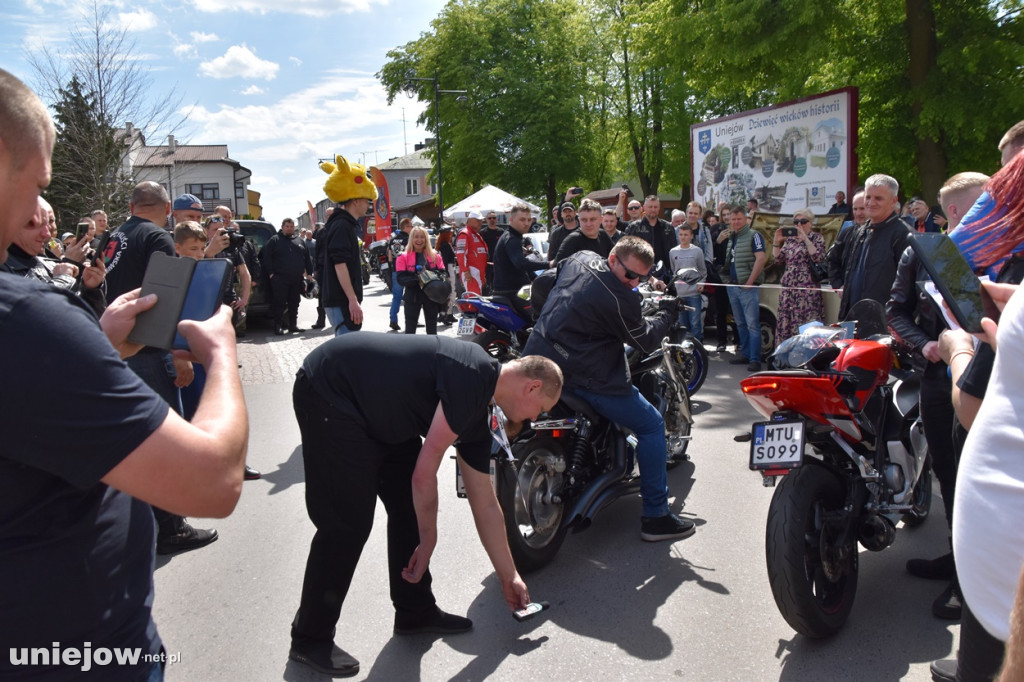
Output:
[571, 187, 583, 195]
[621, 184, 630, 191]
[780, 226, 798, 238]
[225, 228, 247, 249]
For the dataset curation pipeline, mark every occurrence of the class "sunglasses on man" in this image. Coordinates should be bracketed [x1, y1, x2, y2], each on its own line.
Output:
[620, 263, 651, 282]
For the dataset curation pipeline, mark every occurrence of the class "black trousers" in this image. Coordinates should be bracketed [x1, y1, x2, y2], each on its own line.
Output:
[271, 274, 303, 329]
[920, 365, 958, 526]
[291, 373, 436, 643]
[404, 292, 440, 335]
[706, 265, 730, 343]
[956, 601, 1006, 681]
[126, 351, 187, 536]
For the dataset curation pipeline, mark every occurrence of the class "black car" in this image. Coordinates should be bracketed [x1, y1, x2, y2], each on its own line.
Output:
[234, 219, 277, 319]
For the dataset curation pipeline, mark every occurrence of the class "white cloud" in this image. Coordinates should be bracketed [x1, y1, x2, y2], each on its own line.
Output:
[173, 43, 196, 58]
[184, 70, 417, 219]
[241, 85, 265, 96]
[289, 56, 302, 67]
[113, 9, 158, 32]
[199, 45, 279, 80]
[189, 0, 379, 16]
[190, 31, 219, 43]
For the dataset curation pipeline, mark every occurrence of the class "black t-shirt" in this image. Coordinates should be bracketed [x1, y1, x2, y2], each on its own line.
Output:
[301, 333, 500, 472]
[555, 230, 613, 263]
[0, 275, 168, 681]
[322, 210, 364, 328]
[102, 215, 175, 301]
[481, 226, 504, 258]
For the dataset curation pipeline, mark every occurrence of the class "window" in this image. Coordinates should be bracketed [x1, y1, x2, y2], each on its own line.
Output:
[185, 183, 220, 200]
[429, 180, 438, 195]
[405, 178, 419, 196]
[235, 181, 245, 199]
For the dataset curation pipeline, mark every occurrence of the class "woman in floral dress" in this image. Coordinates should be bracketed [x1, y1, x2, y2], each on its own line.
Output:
[773, 207, 827, 342]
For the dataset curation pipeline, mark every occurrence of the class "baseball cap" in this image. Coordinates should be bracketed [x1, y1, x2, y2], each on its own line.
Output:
[466, 211, 484, 221]
[173, 193, 203, 211]
[560, 202, 575, 212]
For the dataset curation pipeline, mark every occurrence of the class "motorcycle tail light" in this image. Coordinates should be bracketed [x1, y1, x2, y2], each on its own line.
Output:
[741, 380, 779, 396]
[458, 301, 479, 314]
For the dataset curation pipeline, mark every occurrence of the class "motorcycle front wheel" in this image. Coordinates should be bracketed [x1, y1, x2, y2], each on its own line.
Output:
[495, 438, 569, 572]
[681, 342, 708, 395]
[766, 464, 858, 638]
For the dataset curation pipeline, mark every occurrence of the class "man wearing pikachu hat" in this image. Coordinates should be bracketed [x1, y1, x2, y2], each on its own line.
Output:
[317, 155, 378, 335]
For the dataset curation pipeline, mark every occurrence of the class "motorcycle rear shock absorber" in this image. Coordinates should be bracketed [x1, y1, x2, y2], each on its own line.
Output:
[566, 416, 593, 488]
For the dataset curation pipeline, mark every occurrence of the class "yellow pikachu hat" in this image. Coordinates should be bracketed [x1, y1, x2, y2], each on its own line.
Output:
[320, 154, 379, 203]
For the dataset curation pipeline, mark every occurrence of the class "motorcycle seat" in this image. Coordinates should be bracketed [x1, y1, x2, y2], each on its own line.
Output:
[558, 390, 602, 423]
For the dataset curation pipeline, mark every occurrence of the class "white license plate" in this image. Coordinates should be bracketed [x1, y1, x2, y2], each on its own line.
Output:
[457, 317, 476, 336]
[749, 420, 805, 470]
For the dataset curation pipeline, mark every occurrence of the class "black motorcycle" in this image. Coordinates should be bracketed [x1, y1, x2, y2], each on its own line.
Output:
[495, 327, 695, 571]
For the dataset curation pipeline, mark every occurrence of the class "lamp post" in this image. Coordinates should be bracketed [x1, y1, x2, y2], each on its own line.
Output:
[408, 69, 466, 223]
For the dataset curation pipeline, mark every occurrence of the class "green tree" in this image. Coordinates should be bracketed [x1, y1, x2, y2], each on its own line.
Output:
[28, 0, 182, 217]
[48, 77, 132, 230]
[380, 0, 604, 216]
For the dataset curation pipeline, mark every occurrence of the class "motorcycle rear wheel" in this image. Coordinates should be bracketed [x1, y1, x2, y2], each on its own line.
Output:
[496, 438, 569, 572]
[766, 464, 858, 638]
[472, 329, 520, 363]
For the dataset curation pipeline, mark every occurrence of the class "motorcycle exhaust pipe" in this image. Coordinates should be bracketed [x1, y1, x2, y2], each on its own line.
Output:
[858, 514, 896, 552]
[567, 434, 629, 530]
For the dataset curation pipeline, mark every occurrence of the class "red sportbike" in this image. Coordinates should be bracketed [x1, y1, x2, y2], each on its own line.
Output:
[739, 300, 931, 638]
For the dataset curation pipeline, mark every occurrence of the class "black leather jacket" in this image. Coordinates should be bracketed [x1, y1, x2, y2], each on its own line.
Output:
[523, 251, 672, 395]
[1, 244, 106, 316]
[886, 247, 946, 374]
[838, 213, 911, 318]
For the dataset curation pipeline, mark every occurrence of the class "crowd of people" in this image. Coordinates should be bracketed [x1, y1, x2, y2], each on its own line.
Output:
[6, 59, 1024, 682]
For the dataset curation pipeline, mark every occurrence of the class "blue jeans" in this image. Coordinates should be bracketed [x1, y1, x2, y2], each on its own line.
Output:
[566, 385, 669, 518]
[325, 307, 357, 337]
[727, 285, 760, 361]
[390, 270, 404, 323]
[678, 294, 703, 342]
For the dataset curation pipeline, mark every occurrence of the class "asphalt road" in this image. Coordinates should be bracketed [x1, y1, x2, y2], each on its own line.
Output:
[153, 274, 959, 681]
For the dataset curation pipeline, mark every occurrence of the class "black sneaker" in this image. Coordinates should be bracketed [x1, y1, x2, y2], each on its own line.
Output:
[929, 658, 956, 682]
[394, 607, 473, 635]
[640, 513, 696, 542]
[747, 361, 762, 372]
[311, 322, 326, 330]
[156, 522, 218, 555]
[274, 326, 286, 336]
[728, 357, 749, 365]
[389, 321, 401, 331]
[288, 639, 359, 677]
[715, 345, 726, 353]
[907, 552, 955, 580]
[933, 582, 962, 620]
[288, 327, 305, 334]
[244, 464, 261, 480]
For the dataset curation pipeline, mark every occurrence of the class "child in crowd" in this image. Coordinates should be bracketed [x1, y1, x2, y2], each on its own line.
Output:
[668, 223, 707, 341]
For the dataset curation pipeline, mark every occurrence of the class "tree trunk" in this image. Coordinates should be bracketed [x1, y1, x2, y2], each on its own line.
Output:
[906, 0, 946, 203]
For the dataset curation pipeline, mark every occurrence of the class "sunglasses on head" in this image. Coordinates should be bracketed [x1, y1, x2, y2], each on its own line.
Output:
[792, 218, 811, 225]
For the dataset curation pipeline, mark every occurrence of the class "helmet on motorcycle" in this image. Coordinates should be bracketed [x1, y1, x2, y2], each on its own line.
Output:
[673, 267, 703, 297]
[769, 325, 847, 370]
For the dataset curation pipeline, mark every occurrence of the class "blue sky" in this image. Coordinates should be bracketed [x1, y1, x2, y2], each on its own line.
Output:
[0, 0, 448, 222]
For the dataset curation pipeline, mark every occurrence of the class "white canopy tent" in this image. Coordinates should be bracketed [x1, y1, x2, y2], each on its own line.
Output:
[442, 185, 542, 224]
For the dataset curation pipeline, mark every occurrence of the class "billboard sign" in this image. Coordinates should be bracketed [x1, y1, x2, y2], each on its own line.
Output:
[690, 88, 858, 214]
